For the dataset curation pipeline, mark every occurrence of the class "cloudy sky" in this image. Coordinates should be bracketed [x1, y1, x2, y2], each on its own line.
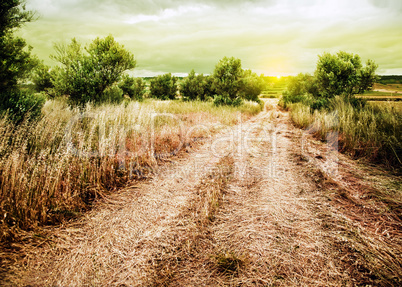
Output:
[19, 0, 402, 76]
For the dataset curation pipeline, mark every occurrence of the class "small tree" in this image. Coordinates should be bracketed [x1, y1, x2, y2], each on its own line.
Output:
[315, 51, 378, 99]
[0, 0, 45, 122]
[118, 74, 145, 101]
[51, 35, 136, 105]
[31, 60, 53, 93]
[240, 69, 264, 102]
[180, 70, 211, 101]
[212, 57, 244, 104]
[149, 73, 177, 100]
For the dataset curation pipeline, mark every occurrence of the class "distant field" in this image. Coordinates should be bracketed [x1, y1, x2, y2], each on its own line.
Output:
[373, 83, 402, 92]
[356, 90, 402, 101]
[368, 101, 402, 112]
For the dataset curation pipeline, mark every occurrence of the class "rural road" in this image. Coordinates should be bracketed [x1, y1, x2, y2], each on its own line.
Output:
[4, 100, 401, 286]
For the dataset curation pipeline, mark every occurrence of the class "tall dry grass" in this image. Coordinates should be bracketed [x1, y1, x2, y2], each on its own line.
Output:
[289, 96, 402, 167]
[0, 99, 262, 241]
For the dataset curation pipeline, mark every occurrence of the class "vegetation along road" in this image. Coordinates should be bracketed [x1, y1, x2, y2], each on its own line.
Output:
[2, 99, 401, 286]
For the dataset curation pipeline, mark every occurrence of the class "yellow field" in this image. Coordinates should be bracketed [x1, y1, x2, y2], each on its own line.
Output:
[368, 100, 402, 112]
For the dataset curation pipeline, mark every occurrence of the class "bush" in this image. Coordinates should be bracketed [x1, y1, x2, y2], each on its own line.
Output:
[51, 35, 136, 106]
[180, 70, 212, 101]
[0, 89, 46, 123]
[212, 57, 244, 105]
[315, 51, 378, 99]
[100, 85, 124, 104]
[118, 75, 145, 101]
[31, 61, 53, 94]
[150, 73, 178, 100]
[240, 69, 265, 102]
[213, 95, 242, 107]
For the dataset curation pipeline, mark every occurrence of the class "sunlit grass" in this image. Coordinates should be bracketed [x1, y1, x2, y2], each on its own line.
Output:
[0, 98, 262, 240]
[288, 96, 402, 167]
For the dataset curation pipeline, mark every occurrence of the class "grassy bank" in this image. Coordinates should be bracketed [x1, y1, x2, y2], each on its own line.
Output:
[287, 96, 401, 168]
[0, 99, 262, 241]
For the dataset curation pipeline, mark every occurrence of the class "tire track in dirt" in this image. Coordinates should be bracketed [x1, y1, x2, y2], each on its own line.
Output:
[5, 100, 400, 286]
[4, 110, 266, 286]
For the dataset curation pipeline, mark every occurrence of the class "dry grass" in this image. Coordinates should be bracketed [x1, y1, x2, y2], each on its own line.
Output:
[0, 98, 262, 242]
[288, 96, 402, 167]
[2, 100, 401, 286]
[297, 127, 402, 286]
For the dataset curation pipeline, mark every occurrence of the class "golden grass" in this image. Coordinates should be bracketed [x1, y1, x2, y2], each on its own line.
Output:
[0, 98, 262, 242]
[369, 100, 402, 113]
[288, 96, 402, 167]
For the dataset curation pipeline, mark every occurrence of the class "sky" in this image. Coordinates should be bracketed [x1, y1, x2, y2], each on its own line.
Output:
[19, 0, 402, 76]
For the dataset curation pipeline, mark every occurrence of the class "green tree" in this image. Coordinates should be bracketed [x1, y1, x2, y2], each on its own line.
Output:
[0, 0, 45, 122]
[51, 35, 136, 105]
[149, 73, 178, 100]
[118, 74, 145, 101]
[240, 69, 264, 102]
[315, 51, 378, 99]
[31, 60, 53, 93]
[212, 57, 244, 105]
[180, 70, 211, 101]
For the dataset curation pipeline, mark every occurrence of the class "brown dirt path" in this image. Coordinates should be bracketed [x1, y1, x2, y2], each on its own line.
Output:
[2, 100, 401, 286]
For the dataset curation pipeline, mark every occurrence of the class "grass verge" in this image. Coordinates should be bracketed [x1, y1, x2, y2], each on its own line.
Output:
[0, 99, 261, 242]
[287, 96, 402, 168]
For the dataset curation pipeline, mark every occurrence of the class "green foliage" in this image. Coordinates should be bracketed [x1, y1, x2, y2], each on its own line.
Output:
[31, 60, 53, 93]
[99, 84, 124, 104]
[213, 95, 242, 107]
[281, 52, 378, 111]
[180, 69, 212, 101]
[118, 74, 145, 101]
[240, 69, 265, 102]
[315, 51, 378, 99]
[0, 0, 34, 37]
[51, 35, 136, 105]
[0, 1, 44, 121]
[0, 89, 46, 123]
[149, 73, 178, 100]
[212, 57, 244, 104]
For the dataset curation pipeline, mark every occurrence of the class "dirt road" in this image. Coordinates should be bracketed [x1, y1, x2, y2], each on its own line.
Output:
[3, 100, 401, 286]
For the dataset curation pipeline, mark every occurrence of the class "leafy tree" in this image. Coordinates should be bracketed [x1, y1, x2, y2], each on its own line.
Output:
[315, 51, 378, 99]
[149, 73, 178, 100]
[212, 57, 244, 104]
[118, 75, 145, 101]
[0, 0, 44, 122]
[51, 35, 136, 105]
[31, 60, 53, 93]
[240, 69, 265, 102]
[180, 70, 212, 101]
[203, 75, 216, 100]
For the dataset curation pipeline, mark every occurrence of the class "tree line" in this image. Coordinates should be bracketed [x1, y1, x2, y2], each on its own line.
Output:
[0, 1, 266, 123]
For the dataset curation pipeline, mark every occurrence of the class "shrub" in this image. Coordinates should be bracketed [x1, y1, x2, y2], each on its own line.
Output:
[50, 35, 136, 106]
[0, 89, 46, 123]
[31, 61, 53, 94]
[212, 57, 244, 105]
[180, 70, 212, 101]
[315, 51, 378, 99]
[118, 75, 145, 101]
[240, 69, 265, 102]
[100, 84, 124, 104]
[149, 73, 178, 100]
[213, 95, 242, 107]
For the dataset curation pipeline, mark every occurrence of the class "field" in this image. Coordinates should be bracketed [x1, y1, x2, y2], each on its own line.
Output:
[0, 99, 262, 240]
[259, 77, 289, 98]
[1, 83, 402, 286]
[369, 100, 402, 112]
[1, 97, 401, 286]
